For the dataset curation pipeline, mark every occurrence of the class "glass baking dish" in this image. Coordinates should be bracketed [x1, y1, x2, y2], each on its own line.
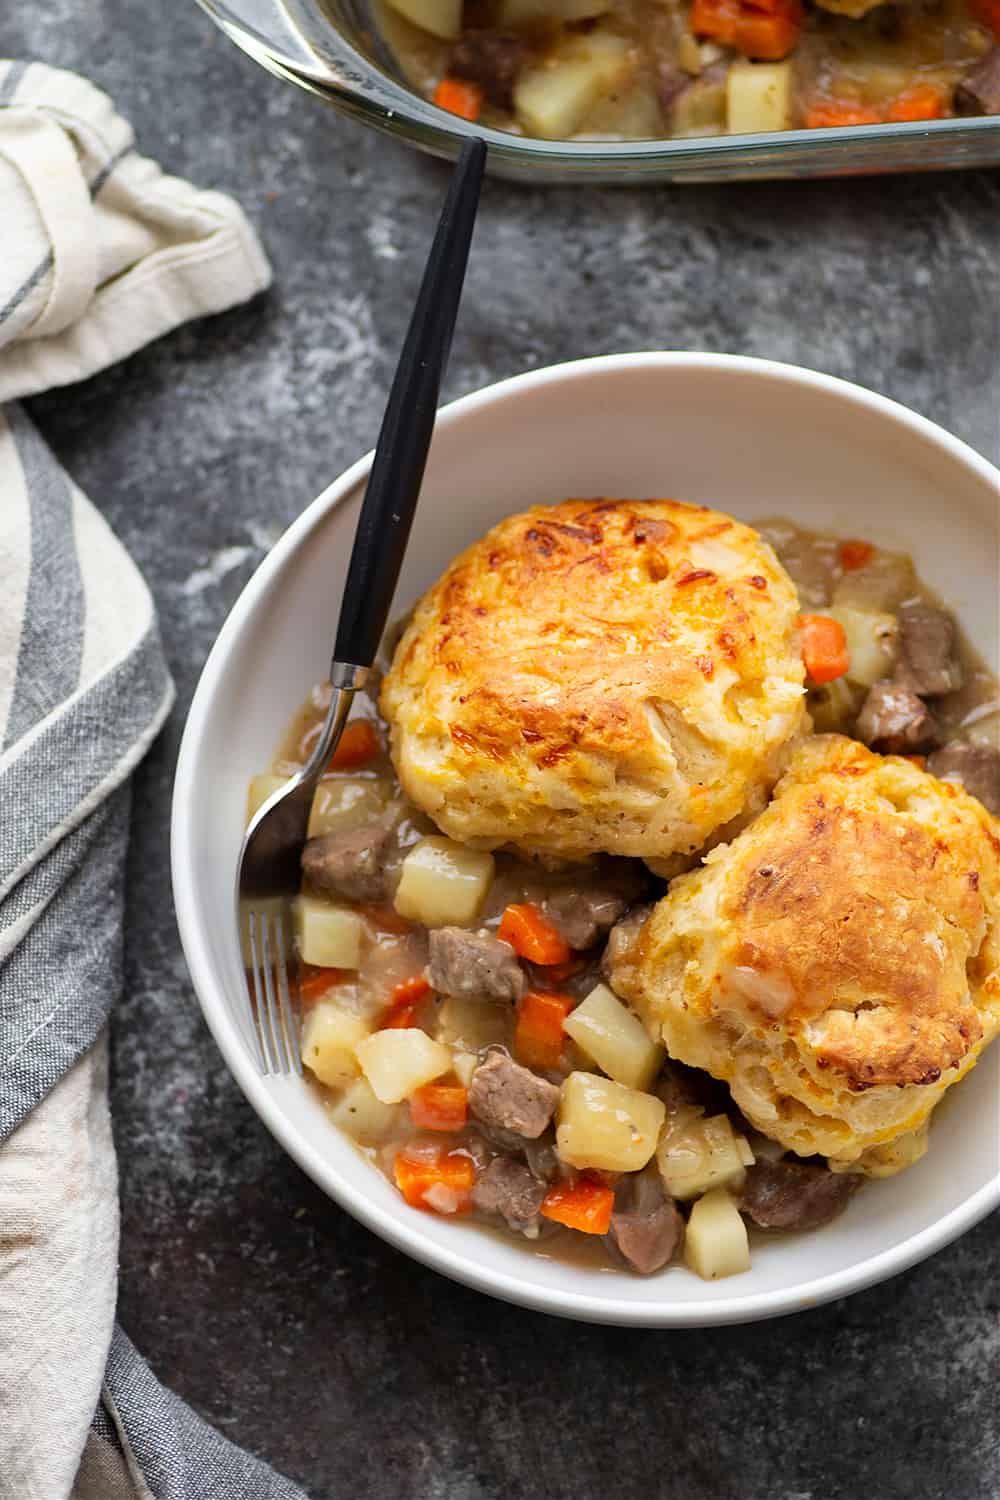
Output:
[195, 0, 1000, 181]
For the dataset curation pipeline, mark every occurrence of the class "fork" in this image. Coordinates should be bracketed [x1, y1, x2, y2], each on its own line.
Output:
[237, 138, 486, 1075]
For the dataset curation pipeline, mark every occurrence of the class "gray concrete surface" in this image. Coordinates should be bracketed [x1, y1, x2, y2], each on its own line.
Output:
[3, 2, 999, 1496]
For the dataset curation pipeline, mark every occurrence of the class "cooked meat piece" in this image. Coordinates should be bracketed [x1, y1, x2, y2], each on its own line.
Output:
[740, 1158, 861, 1231]
[655, 61, 689, 114]
[605, 1172, 683, 1274]
[450, 31, 524, 109]
[545, 889, 631, 951]
[301, 822, 392, 903]
[955, 46, 1000, 115]
[471, 1156, 547, 1232]
[522, 1134, 560, 1183]
[856, 681, 940, 754]
[894, 601, 962, 696]
[928, 741, 1000, 816]
[659, 1057, 731, 1115]
[468, 1050, 559, 1139]
[543, 860, 647, 951]
[600, 903, 653, 981]
[427, 927, 525, 1002]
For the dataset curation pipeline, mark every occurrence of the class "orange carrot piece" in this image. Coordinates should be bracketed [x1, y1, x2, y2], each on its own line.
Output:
[515, 990, 575, 1071]
[690, 0, 802, 58]
[394, 1147, 475, 1212]
[799, 614, 850, 685]
[805, 102, 881, 128]
[388, 976, 432, 1009]
[379, 1003, 422, 1030]
[497, 903, 571, 965]
[541, 1175, 615, 1235]
[378, 975, 432, 1030]
[410, 1084, 468, 1133]
[884, 85, 945, 122]
[328, 719, 380, 770]
[432, 77, 484, 121]
[733, 0, 803, 59]
[838, 539, 874, 572]
[971, 0, 1000, 34]
[299, 965, 350, 1007]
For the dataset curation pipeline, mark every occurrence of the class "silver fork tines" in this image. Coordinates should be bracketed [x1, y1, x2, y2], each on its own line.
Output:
[237, 679, 359, 1077]
[247, 906, 302, 1077]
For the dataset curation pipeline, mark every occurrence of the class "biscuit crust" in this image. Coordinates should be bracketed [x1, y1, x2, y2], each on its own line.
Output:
[381, 499, 806, 862]
[610, 735, 1000, 1172]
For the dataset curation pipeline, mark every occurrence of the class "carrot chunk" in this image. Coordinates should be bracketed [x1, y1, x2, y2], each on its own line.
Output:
[299, 965, 350, 1007]
[328, 719, 380, 770]
[690, 0, 802, 59]
[799, 614, 850, 685]
[498, 903, 571, 964]
[971, 0, 1000, 34]
[515, 990, 574, 1071]
[395, 1146, 475, 1213]
[541, 1175, 615, 1235]
[378, 975, 432, 1030]
[410, 1084, 468, 1133]
[838, 539, 874, 572]
[805, 102, 881, 127]
[884, 85, 945, 122]
[432, 77, 484, 121]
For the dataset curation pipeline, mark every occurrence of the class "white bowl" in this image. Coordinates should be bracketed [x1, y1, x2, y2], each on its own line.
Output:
[171, 353, 1000, 1327]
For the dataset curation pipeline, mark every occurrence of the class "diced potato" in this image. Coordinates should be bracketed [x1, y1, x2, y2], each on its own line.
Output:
[296, 895, 365, 969]
[556, 1071, 665, 1173]
[383, 0, 460, 39]
[672, 72, 726, 135]
[827, 605, 899, 688]
[563, 984, 664, 1091]
[514, 33, 631, 140]
[657, 1113, 753, 1200]
[833, 550, 916, 613]
[355, 1029, 452, 1103]
[677, 32, 703, 73]
[393, 837, 494, 928]
[330, 1077, 404, 1145]
[301, 1001, 370, 1089]
[807, 676, 863, 734]
[435, 995, 509, 1054]
[308, 778, 387, 839]
[246, 773, 288, 827]
[684, 1188, 751, 1280]
[451, 1052, 478, 1088]
[726, 61, 791, 135]
[736, 1134, 756, 1167]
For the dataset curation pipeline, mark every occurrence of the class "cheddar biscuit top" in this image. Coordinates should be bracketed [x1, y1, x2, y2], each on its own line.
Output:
[381, 498, 806, 863]
[609, 734, 1000, 1173]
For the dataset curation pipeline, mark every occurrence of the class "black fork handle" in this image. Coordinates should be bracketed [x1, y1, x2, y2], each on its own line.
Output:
[332, 138, 487, 673]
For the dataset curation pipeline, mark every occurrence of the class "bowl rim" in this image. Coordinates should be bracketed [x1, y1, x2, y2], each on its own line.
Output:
[193, 0, 1000, 177]
[171, 351, 1000, 1327]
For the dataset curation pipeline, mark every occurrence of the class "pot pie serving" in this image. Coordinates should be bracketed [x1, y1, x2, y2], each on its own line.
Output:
[247, 500, 1000, 1281]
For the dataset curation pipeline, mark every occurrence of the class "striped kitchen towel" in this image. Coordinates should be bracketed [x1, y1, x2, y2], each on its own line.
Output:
[0, 60, 305, 1500]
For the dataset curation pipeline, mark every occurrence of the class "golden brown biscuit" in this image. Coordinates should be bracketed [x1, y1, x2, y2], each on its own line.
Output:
[381, 499, 806, 863]
[610, 735, 1000, 1173]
